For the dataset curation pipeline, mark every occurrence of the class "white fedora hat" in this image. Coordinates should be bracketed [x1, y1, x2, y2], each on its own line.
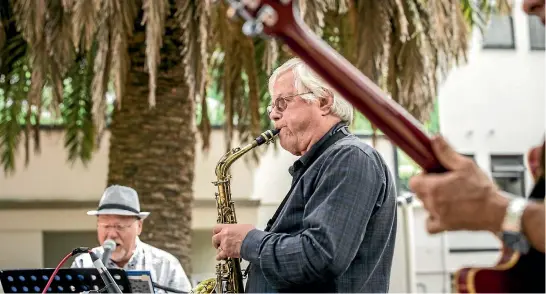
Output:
[87, 185, 150, 219]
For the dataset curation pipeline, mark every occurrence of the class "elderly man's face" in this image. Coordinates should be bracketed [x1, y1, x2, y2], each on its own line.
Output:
[523, 0, 545, 24]
[97, 215, 142, 264]
[269, 70, 325, 155]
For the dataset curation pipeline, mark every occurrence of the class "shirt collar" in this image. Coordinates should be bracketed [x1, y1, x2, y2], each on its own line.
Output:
[126, 237, 144, 268]
[289, 122, 348, 176]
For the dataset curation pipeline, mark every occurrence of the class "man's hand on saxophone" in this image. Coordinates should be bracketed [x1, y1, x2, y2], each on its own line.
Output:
[212, 224, 255, 260]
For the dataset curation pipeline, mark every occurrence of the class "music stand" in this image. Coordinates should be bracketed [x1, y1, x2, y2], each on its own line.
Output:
[0, 268, 132, 293]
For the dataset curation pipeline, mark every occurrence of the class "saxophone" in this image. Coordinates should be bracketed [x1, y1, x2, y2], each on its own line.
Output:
[192, 128, 280, 294]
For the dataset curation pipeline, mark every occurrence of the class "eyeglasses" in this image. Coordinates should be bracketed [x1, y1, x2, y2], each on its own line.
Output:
[97, 220, 137, 232]
[267, 92, 313, 115]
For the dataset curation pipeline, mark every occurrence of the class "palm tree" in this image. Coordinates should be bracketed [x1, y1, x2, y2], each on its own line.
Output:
[0, 0, 509, 274]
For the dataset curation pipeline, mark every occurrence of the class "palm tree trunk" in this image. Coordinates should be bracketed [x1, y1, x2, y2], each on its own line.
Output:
[107, 15, 195, 273]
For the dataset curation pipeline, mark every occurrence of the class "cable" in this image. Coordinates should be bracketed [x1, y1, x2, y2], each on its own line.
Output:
[41, 252, 71, 294]
[41, 247, 90, 294]
[152, 282, 188, 293]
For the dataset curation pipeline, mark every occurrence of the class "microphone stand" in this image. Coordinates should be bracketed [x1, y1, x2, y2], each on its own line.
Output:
[89, 251, 123, 293]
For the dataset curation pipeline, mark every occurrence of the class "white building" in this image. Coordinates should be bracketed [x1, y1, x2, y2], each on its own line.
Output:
[408, 1, 545, 292]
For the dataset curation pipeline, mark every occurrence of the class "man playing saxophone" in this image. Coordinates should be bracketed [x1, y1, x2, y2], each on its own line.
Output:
[212, 58, 398, 292]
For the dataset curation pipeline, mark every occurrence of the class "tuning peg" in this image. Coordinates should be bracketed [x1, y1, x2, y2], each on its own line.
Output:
[242, 20, 264, 37]
[256, 5, 278, 27]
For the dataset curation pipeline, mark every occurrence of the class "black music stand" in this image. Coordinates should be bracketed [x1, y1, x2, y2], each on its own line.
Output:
[0, 268, 132, 293]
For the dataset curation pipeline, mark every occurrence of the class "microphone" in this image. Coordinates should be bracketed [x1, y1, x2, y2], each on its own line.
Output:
[102, 239, 116, 265]
[89, 251, 123, 294]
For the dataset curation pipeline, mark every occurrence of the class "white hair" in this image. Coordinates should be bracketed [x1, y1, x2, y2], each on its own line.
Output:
[268, 58, 354, 125]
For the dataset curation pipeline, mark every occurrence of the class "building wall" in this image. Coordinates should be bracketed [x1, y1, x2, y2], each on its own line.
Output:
[0, 129, 257, 202]
[0, 209, 93, 269]
[438, 0, 544, 192]
[414, 0, 545, 292]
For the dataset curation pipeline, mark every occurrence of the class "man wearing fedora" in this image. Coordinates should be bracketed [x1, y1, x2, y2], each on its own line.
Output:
[71, 185, 192, 293]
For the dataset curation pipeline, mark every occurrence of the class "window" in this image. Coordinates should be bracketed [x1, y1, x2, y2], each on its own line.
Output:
[482, 15, 516, 49]
[528, 16, 545, 50]
[490, 155, 526, 197]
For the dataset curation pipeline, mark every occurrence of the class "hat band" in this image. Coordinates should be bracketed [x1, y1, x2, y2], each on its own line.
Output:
[98, 203, 140, 214]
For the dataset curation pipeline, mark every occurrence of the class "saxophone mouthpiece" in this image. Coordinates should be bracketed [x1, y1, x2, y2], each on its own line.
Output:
[255, 129, 280, 146]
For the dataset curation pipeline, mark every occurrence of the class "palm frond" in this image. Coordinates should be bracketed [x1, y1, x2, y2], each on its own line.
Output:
[176, 0, 212, 150]
[461, 0, 513, 34]
[12, 0, 48, 117]
[90, 0, 113, 147]
[261, 39, 278, 75]
[62, 48, 95, 165]
[389, 0, 436, 122]
[6, 0, 83, 160]
[351, 1, 392, 86]
[299, 0, 328, 36]
[142, 0, 169, 107]
[111, 0, 138, 109]
[0, 0, 511, 174]
[0, 0, 7, 49]
[222, 39, 243, 152]
[26, 59, 45, 152]
[0, 57, 28, 174]
[210, 3, 235, 150]
[71, 0, 99, 51]
[46, 0, 75, 76]
[43, 0, 75, 118]
[0, 20, 5, 49]
[196, 0, 212, 145]
[11, 0, 46, 47]
[0, 1, 35, 171]
[0, 34, 27, 84]
[241, 39, 260, 139]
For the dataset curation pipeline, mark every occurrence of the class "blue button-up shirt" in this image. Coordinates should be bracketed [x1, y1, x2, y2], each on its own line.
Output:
[241, 124, 398, 292]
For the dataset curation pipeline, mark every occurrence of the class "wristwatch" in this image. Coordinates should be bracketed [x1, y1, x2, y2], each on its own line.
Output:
[498, 197, 531, 254]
